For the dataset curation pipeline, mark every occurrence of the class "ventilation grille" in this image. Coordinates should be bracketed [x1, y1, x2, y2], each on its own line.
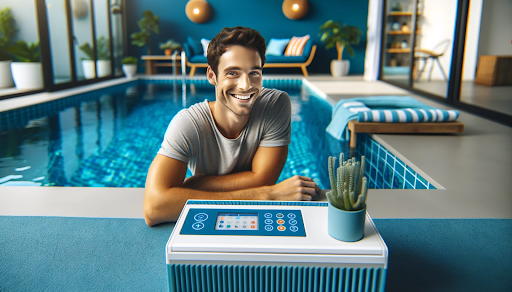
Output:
[186, 200, 328, 207]
[168, 264, 386, 292]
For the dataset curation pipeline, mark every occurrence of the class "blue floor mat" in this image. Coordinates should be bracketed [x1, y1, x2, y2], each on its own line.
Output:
[1, 217, 511, 292]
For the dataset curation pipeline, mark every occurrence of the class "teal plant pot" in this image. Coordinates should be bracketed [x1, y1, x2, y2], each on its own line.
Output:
[327, 203, 366, 242]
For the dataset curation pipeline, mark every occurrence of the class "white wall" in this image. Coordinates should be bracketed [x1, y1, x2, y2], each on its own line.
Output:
[417, 0, 458, 81]
[477, 0, 512, 57]
[3, 0, 39, 46]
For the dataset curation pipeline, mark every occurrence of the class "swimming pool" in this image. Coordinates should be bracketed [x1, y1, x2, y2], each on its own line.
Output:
[0, 79, 435, 189]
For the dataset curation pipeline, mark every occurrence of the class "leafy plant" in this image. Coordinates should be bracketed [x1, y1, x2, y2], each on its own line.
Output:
[326, 153, 368, 211]
[159, 39, 181, 51]
[78, 36, 110, 60]
[5, 40, 40, 62]
[122, 56, 137, 65]
[319, 20, 362, 60]
[0, 7, 18, 61]
[130, 10, 160, 55]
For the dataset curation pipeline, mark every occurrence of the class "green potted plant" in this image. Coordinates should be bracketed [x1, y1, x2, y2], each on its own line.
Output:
[0, 7, 17, 88]
[121, 56, 137, 78]
[5, 40, 42, 90]
[319, 20, 362, 77]
[78, 35, 111, 79]
[159, 39, 181, 56]
[325, 153, 368, 242]
[130, 10, 160, 55]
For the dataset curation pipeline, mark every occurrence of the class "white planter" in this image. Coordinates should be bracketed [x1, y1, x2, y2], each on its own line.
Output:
[0, 60, 14, 88]
[82, 60, 112, 79]
[122, 64, 137, 78]
[330, 60, 350, 77]
[10, 62, 43, 90]
[82, 60, 96, 79]
[97, 60, 111, 77]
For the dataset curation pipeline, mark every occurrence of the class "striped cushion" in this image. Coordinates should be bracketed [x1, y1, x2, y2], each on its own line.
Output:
[357, 108, 459, 123]
[284, 35, 310, 56]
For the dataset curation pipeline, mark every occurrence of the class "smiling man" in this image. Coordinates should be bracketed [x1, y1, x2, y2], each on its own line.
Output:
[143, 27, 320, 226]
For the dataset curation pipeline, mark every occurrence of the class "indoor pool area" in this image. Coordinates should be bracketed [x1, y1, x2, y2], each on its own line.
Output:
[1, 0, 511, 290]
[1, 75, 511, 292]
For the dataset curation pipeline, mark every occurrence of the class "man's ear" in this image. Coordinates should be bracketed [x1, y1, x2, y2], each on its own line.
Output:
[207, 66, 217, 85]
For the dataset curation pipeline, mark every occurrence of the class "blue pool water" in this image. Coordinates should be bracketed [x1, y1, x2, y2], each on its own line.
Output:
[0, 79, 435, 189]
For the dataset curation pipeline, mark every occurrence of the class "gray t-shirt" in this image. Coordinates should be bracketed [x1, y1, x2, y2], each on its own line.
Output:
[158, 87, 291, 175]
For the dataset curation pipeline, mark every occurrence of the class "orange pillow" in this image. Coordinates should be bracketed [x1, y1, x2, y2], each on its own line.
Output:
[284, 35, 310, 56]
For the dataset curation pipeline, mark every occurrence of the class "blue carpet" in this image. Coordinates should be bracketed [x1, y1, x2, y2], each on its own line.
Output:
[0, 217, 511, 292]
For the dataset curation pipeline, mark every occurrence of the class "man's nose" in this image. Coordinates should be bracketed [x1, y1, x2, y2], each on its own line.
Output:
[238, 74, 251, 91]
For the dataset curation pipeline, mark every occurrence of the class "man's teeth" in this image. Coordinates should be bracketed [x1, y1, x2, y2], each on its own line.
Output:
[234, 94, 251, 100]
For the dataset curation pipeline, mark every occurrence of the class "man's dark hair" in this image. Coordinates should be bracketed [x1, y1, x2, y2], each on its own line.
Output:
[207, 26, 266, 76]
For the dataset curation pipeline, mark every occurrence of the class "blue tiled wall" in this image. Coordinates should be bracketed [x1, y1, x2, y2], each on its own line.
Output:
[356, 133, 436, 189]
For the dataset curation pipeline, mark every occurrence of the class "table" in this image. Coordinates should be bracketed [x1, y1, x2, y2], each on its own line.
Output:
[141, 52, 182, 75]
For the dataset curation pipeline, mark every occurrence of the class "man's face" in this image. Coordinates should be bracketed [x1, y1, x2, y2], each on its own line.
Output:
[208, 45, 263, 116]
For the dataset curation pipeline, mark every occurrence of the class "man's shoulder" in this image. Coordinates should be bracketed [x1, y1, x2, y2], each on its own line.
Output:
[258, 87, 289, 105]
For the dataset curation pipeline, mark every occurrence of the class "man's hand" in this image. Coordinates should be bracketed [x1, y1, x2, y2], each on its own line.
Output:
[264, 175, 321, 201]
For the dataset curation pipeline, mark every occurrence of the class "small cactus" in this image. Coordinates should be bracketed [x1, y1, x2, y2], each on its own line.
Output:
[326, 153, 368, 211]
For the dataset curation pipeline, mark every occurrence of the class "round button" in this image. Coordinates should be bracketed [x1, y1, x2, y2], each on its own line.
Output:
[242, 225, 247, 228]
[235, 225, 239, 228]
[227, 225, 231, 228]
[287, 213, 296, 219]
[277, 219, 285, 224]
[277, 226, 286, 231]
[194, 213, 208, 221]
[192, 222, 204, 230]
[219, 224, 224, 228]
[290, 226, 298, 232]
[264, 213, 272, 218]
[250, 225, 255, 229]
[220, 221, 224, 223]
[289, 219, 297, 225]
[264, 219, 273, 224]
[250, 221, 255, 224]
[265, 225, 273, 231]
[276, 213, 284, 218]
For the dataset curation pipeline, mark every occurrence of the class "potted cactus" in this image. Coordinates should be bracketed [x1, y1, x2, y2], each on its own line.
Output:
[121, 56, 137, 78]
[326, 153, 368, 242]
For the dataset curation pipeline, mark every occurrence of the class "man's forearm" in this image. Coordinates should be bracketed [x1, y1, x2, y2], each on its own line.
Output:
[144, 185, 272, 226]
[182, 170, 275, 192]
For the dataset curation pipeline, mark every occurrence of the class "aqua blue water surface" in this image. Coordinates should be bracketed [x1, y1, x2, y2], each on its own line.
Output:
[0, 80, 355, 188]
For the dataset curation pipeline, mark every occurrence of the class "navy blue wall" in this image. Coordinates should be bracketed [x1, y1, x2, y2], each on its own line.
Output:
[126, 0, 369, 75]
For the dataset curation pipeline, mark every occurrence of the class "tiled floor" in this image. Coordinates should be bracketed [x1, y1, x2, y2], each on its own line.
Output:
[1, 74, 511, 219]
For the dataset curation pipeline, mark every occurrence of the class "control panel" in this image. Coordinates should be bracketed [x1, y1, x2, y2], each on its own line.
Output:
[179, 208, 306, 237]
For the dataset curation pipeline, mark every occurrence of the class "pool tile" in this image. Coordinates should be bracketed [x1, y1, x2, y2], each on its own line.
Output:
[416, 181, 427, 189]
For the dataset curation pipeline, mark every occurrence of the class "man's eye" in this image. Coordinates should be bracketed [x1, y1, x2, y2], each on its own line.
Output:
[250, 71, 260, 75]
[227, 72, 237, 76]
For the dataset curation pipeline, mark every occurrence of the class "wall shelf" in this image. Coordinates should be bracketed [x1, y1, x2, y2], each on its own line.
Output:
[388, 31, 419, 35]
[387, 49, 411, 53]
[388, 11, 421, 16]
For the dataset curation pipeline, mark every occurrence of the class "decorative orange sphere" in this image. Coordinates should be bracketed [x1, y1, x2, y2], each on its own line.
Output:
[282, 0, 308, 20]
[185, 0, 211, 24]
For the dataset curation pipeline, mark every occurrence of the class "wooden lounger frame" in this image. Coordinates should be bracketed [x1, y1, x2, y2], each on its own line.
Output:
[184, 45, 317, 77]
[347, 120, 465, 148]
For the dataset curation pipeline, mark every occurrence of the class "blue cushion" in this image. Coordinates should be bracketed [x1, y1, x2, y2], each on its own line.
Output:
[183, 43, 193, 59]
[189, 55, 208, 63]
[265, 38, 291, 56]
[301, 39, 313, 58]
[187, 36, 203, 56]
[265, 55, 307, 63]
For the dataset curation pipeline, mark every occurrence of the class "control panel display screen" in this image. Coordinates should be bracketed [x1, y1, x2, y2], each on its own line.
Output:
[215, 212, 259, 230]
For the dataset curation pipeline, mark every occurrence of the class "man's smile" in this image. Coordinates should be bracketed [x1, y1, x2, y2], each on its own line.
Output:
[230, 92, 256, 101]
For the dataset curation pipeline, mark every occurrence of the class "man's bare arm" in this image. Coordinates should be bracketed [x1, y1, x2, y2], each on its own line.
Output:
[143, 153, 319, 226]
[182, 146, 289, 191]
